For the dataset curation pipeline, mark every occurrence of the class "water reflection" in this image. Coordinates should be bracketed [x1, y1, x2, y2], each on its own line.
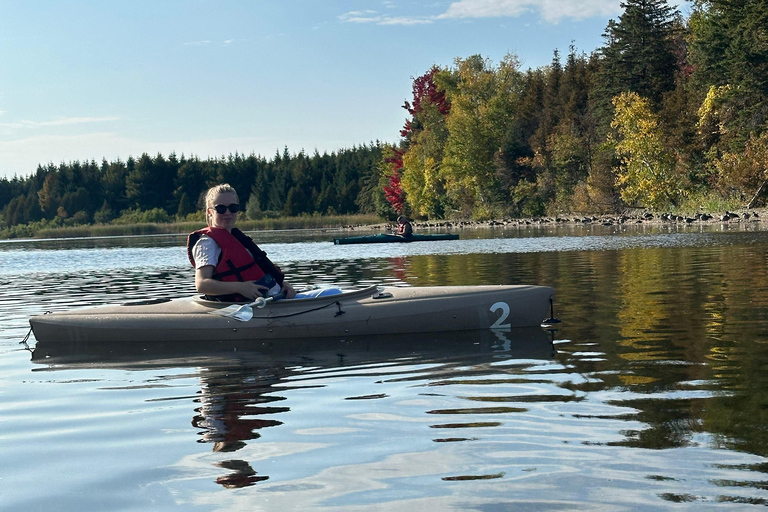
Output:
[193, 364, 287, 488]
[32, 327, 555, 488]
[9, 227, 768, 509]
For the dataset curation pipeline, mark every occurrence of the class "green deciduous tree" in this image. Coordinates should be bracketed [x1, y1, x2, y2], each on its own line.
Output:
[439, 54, 524, 217]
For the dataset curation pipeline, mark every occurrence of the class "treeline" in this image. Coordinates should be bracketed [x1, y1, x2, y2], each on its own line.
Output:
[0, 145, 389, 234]
[2, 0, 767, 232]
[381, 0, 768, 218]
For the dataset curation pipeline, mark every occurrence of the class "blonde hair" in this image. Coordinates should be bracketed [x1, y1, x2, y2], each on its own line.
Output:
[204, 183, 239, 226]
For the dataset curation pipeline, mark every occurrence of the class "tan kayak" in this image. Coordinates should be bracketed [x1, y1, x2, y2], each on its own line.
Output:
[29, 285, 556, 343]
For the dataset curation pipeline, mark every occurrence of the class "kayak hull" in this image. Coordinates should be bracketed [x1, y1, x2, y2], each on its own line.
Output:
[29, 285, 555, 343]
[333, 233, 459, 244]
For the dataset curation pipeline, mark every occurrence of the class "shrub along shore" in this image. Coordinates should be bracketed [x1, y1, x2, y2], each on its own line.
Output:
[0, 214, 383, 240]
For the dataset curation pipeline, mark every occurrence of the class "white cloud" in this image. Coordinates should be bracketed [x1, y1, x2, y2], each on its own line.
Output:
[378, 16, 435, 26]
[439, 0, 622, 23]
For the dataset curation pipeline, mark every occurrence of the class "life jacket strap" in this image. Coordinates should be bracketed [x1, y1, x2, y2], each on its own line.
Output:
[212, 259, 258, 281]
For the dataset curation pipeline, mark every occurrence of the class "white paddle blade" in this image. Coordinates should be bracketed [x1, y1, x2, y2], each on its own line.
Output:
[208, 297, 269, 322]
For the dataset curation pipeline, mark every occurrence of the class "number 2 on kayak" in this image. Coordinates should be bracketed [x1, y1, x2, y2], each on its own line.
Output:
[489, 301, 511, 330]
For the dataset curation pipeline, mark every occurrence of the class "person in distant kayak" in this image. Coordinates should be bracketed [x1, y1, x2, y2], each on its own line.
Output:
[187, 184, 296, 301]
[396, 215, 413, 237]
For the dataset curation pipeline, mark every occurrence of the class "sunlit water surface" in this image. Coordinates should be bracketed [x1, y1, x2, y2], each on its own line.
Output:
[3, 224, 768, 511]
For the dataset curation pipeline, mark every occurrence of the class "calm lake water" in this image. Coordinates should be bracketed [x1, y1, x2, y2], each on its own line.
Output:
[3, 223, 768, 511]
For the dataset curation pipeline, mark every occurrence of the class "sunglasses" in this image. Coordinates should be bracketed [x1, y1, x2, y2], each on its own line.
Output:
[212, 203, 240, 214]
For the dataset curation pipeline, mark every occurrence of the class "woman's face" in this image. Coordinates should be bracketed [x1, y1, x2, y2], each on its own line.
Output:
[209, 191, 239, 230]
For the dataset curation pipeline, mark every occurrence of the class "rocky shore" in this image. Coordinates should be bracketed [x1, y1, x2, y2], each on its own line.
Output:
[359, 207, 768, 232]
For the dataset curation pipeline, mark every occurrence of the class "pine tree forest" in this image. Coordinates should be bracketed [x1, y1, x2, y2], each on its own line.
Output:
[2, 0, 767, 233]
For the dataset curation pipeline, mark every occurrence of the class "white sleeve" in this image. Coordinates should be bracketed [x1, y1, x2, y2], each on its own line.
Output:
[191, 235, 221, 269]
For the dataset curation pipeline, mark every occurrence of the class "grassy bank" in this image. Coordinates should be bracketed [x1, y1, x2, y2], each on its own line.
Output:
[1, 214, 384, 240]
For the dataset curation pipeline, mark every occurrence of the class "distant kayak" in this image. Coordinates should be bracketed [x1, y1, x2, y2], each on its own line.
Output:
[333, 233, 459, 245]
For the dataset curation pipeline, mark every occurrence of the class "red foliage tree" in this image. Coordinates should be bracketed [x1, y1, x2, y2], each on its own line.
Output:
[400, 66, 451, 139]
[383, 67, 451, 214]
[383, 148, 405, 214]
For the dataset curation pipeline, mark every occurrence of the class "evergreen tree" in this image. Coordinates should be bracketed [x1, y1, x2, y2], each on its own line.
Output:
[599, 0, 681, 108]
[125, 153, 155, 210]
[174, 156, 208, 210]
[101, 158, 129, 214]
[176, 192, 194, 218]
[689, 0, 768, 142]
[94, 199, 114, 224]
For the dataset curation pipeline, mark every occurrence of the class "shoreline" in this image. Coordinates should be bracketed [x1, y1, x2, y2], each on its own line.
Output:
[362, 207, 768, 233]
[3, 208, 767, 242]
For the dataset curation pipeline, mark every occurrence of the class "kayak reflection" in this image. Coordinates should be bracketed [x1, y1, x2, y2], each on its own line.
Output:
[31, 327, 555, 488]
[30, 327, 555, 368]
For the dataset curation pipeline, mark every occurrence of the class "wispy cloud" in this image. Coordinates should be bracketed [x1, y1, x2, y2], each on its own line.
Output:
[0, 116, 119, 131]
[338, 10, 434, 25]
[340, 0, 626, 25]
[184, 39, 236, 46]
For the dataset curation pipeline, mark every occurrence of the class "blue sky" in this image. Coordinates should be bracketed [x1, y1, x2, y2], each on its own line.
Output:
[0, 0, 690, 180]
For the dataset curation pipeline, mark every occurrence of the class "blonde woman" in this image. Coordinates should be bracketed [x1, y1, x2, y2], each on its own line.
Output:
[187, 184, 296, 301]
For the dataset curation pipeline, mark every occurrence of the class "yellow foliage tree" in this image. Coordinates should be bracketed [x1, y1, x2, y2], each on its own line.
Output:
[401, 151, 441, 217]
[696, 84, 732, 139]
[610, 92, 680, 210]
[713, 131, 768, 205]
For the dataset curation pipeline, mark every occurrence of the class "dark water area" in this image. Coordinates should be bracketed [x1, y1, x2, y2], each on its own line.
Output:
[3, 224, 768, 511]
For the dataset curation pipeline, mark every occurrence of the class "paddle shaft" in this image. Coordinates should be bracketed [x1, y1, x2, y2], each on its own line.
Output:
[246, 289, 287, 309]
[248, 296, 272, 309]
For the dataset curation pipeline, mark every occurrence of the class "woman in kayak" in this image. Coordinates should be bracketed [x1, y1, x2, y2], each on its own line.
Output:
[397, 216, 413, 237]
[187, 184, 296, 301]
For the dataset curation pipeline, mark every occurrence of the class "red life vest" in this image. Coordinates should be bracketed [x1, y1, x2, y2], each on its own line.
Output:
[187, 227, 285, 300]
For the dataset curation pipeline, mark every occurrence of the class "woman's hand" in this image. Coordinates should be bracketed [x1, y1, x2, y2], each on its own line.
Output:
[281, 281, 297, 299]
[239, 281, 269, 300]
